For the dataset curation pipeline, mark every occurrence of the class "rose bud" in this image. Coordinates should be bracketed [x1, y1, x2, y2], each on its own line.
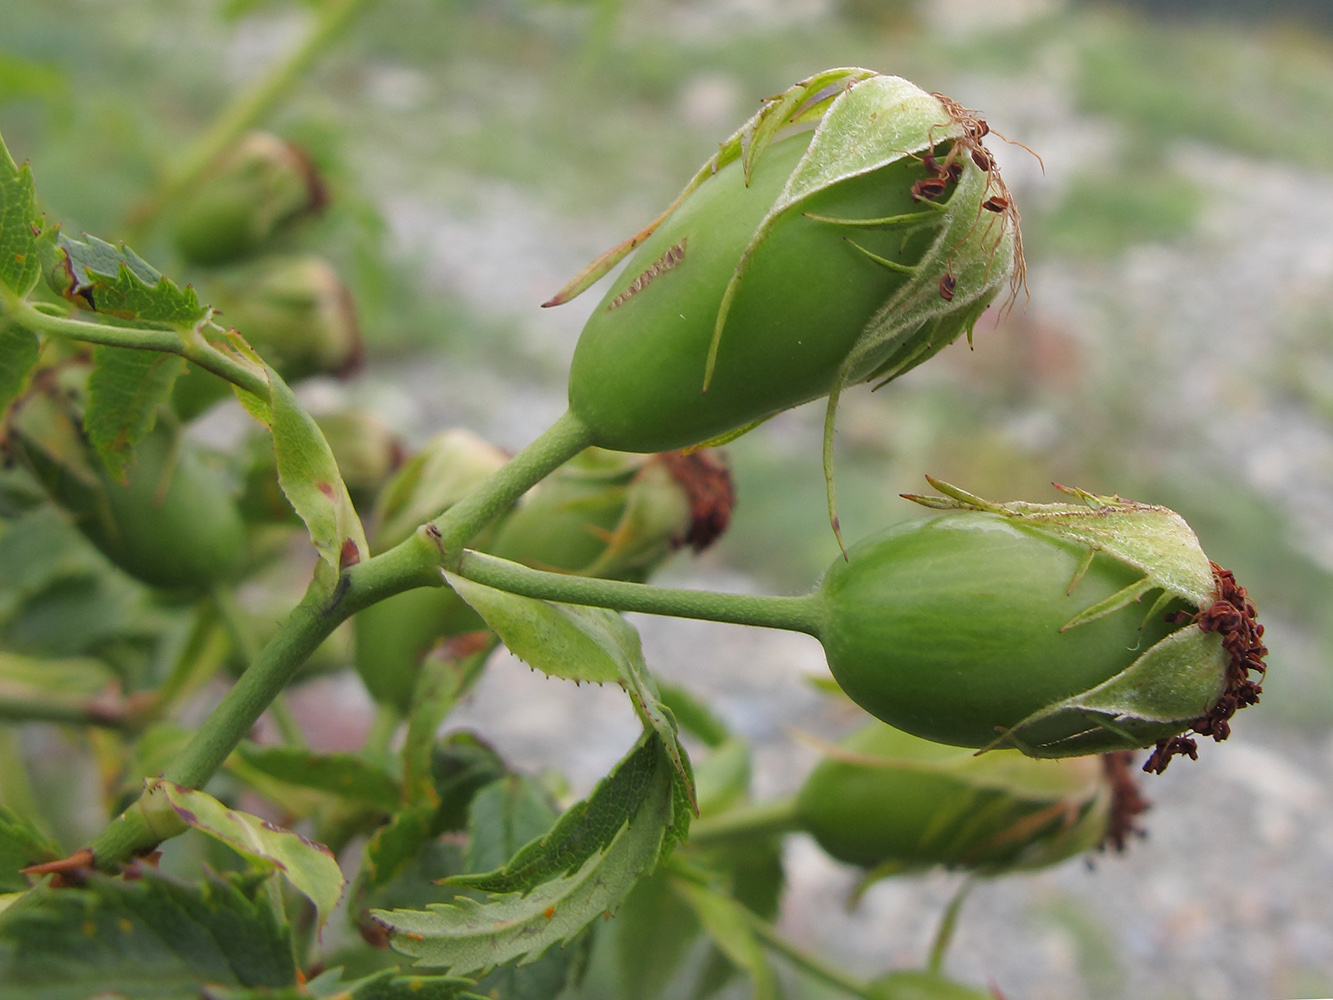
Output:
[172, 255, 361, 420]
[796, 721, 1146, 875]
[555, 68, 1022, 455]
[486, 447, 735, 582]
[172, 131, 326, 266]
[813, 480, 1266, 770]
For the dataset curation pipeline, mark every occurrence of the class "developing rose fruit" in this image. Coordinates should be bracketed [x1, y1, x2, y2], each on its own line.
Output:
[796, 721, 1137, 873]
[354, 430, 509, 712]
[813, 480, 1266, 769]
[486, 447, 734, 582]
[10, 376, 245, 593]
[172, 256, 362, 420]
[557, 68, 1021, 454]
[172, 132, 326, 266]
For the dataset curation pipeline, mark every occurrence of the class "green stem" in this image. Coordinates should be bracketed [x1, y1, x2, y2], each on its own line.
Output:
[429, 409, 596, 558]
[683, 796, 802, 846]
[212, 586, 305, 747]
[361, 702, 402, 761]
[83, 413, 594, 869]
[454, 549, 825, 635]
[6, 299, 268, 397]
[737, 905, 876, 999]
[139, 0, 379, 231]
[927, 877, 973, 975]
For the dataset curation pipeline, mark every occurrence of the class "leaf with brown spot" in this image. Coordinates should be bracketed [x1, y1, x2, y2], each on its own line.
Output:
[140, 780, 345, 929]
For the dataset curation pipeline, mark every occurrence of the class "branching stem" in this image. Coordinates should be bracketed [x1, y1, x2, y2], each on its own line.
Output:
[84, 410, 595, 868]
[4, 298, 269, 397]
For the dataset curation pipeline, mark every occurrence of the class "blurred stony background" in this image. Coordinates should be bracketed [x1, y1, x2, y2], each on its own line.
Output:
[7, 0, 1333, 996]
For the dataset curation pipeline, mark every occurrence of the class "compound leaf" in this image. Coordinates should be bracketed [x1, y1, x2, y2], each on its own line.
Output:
[0, 870, 296, 999]
[374, 732, 687, 975]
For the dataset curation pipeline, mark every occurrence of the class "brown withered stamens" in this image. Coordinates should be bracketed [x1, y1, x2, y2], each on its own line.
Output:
[1143, 562, 1267, 774]
[655, 450, 736, 552]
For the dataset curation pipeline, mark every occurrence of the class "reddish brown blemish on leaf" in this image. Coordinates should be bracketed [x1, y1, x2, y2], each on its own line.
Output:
[607, 239, 688, 311]
[340, 538, 360, 570]
[655, 450, 736, 552]
[359, 915, 392, 948]
[1144, 562, 1267, 775]
[436, 629, 493, 661]
[174, 807, 199, 826]
[317, 481, 337, 500]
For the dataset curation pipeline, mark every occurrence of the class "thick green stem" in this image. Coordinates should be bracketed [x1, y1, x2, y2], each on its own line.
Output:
[83, 413, 594, 869]
[454, 549, 825, 635]
[686, 796, 802, 845]
[137, 0, 379, 232]
[212, 586, 305, 747]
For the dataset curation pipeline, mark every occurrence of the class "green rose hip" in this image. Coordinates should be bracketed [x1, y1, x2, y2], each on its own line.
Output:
[795, 721, 1125, 874]
[558, 69, 1021, 457]
[812, 480, 1267, 768]
[11, 380, 245, 593]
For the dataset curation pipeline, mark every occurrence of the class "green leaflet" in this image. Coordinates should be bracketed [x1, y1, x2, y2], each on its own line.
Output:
[0, 871, 297, 999]
[449, 733, 664, 895]
[248, 363, 368, 587]
[0, 131, 41, 298]
[0, 806, 59, 893]
[205, 967, 482, 1000]
[39, 229, 207, 326]
[442, 572, 695, 807]
[0, 651, 119, 726]
[140, 780, 346, 929]
[403, 655, 471, 807]
[84, 346, 185, 481]
[233, 744, 402, 812]
[462, 775, 560, 878]
[671, 877, 778, 1000]
[0, 324, 39, 416]
[374, 733, 689, 975]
